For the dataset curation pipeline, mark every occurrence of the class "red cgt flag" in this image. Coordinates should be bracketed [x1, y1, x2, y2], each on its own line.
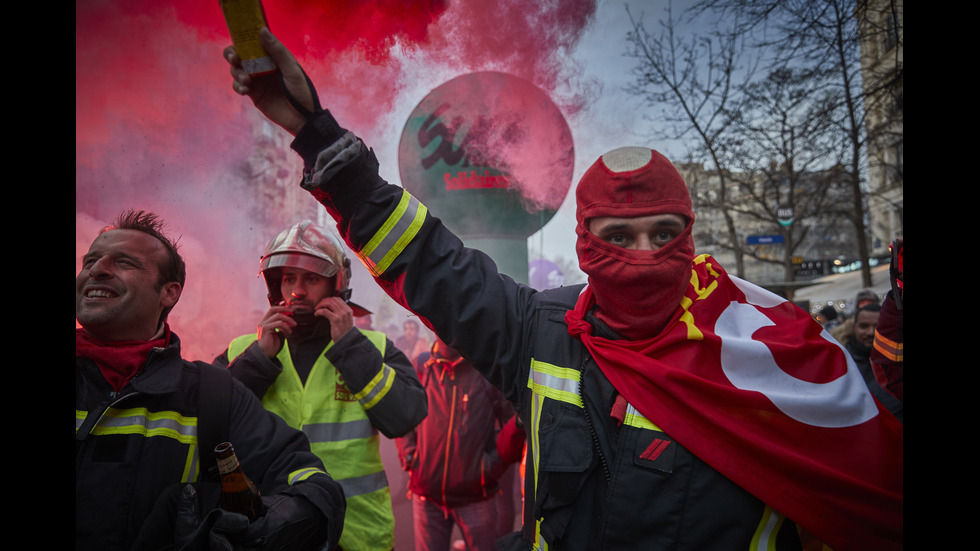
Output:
[566, 255, 903, 551]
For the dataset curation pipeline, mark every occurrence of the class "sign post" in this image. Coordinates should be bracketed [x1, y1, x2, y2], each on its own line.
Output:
[398, 72, 574, 284]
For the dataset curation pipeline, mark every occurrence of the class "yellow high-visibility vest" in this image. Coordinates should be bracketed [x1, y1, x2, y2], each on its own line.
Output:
[228, 329, 393, 551]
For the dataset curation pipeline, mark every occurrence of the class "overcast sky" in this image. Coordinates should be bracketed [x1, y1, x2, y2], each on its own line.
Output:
[372, 0, 683, 283]
[525, 0, 678, 280]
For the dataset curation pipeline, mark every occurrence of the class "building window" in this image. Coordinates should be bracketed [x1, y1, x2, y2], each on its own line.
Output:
[883, 10, 899, 52]
[891, 141, 903, 185]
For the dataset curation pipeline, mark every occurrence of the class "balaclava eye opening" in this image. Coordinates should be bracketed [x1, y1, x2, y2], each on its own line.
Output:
[575, 147, 696, 339]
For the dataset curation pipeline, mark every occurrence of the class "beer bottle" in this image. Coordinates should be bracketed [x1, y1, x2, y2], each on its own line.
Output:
[214, 441, 265, 521]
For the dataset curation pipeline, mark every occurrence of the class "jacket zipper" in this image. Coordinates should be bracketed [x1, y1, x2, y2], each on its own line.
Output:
[582, 358, 611, 483]
[441, 374, 456, 509]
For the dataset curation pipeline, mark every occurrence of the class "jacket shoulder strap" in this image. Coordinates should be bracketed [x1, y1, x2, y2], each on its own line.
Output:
[196, 362, 233, 482]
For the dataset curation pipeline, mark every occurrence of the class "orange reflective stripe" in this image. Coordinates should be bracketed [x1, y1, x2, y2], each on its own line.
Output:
[873, 329, 903, 362]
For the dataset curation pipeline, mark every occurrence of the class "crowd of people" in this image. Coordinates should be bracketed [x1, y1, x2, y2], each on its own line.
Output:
[76, 26, 903, 551]
[814, 289, 903, 424]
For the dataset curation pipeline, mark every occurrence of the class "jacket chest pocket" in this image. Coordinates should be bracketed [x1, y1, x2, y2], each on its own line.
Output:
[530, 396, 593, 526]
[537, 401, 592, 472]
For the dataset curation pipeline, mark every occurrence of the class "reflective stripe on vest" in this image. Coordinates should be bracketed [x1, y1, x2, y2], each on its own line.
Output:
[75, 407, 201, 483]
[359, 190, 427, 277]
[302, 418, 375, 443]
[226, 331, 389, 484]
[227, 330, 394, 550]
[336, 470, 391, 499]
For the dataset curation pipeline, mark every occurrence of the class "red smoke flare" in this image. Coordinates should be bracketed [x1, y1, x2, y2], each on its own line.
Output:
[76, 0, 596, 361]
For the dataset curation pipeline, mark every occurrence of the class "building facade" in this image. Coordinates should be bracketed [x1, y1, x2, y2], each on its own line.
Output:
[858, 0, 903, 256]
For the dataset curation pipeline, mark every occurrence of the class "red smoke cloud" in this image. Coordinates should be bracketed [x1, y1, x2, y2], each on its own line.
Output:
[76, 0, 597, 361]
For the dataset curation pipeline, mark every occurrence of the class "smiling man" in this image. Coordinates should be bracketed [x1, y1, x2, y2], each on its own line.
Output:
[76, 210, 347, 551]
[76, 216, 182, 343]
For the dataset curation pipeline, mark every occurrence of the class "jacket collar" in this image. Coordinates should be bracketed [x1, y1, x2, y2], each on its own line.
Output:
[125, 332, 187, 396]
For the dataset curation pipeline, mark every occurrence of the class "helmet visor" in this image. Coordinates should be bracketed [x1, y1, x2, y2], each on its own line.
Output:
[261, 252, 339, 280]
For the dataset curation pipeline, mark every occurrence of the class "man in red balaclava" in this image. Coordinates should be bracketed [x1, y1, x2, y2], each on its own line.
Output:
[223, 30, 903, 551]
[574, 146, 695, 339]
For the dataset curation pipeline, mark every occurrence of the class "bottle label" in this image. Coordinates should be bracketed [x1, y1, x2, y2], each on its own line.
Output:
[216, 453, 240, 475]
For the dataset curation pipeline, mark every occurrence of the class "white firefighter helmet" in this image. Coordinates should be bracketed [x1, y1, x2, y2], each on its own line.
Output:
[259, 220, 370, 316]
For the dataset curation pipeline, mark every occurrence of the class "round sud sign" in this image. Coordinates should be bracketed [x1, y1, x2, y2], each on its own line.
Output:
[398, 72, 574, 239]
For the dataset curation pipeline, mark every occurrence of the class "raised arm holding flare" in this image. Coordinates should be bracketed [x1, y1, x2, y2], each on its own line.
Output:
[225, 28, 316, 136]
[224, 30, 903, 551]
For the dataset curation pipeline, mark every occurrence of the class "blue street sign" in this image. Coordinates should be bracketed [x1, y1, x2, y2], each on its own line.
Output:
[747, 234, 785, 245]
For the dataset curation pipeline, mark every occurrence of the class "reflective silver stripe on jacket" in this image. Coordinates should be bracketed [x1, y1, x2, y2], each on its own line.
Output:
[288, 467, 328, 485]
[76, 407, 198, 442]
[360, 190, 427, 276]
[622, 403, 663, 431]
[76, 407, 199, 482]
[750, 506, 788, 550]
[526, 359, 582, 551]
[355, 362, 396, 410]
[527, 359, 582, 407]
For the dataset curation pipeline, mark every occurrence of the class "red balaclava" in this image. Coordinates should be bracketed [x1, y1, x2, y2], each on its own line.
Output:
[575, 147, 695, 339]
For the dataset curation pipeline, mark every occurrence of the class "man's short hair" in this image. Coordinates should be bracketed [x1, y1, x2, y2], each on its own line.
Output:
[819, 305, 838, 321]
[853, 302, 881, 322]
[102, 209, 186, 320]
[855, 289, 879, 308]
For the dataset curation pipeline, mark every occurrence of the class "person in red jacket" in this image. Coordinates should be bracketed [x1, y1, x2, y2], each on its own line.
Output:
[397, 339, 517, 551]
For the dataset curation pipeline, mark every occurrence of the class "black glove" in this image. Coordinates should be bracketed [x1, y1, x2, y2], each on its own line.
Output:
[237, 493, 330, 551]
[131, 483, 249, 551]
[133, 483, 330, 551]
[174, 485, 250, 551]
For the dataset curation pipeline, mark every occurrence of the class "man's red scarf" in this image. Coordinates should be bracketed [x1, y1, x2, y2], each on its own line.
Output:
[76, 326, 170, 392]
[565, 255, 903, 551]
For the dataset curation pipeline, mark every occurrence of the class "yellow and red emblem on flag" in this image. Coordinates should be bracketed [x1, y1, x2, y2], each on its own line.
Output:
[565, 255, 903, 551]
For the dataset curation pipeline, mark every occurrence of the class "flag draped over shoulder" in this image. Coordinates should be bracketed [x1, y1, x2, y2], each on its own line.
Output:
[564, 255, 903, 551]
